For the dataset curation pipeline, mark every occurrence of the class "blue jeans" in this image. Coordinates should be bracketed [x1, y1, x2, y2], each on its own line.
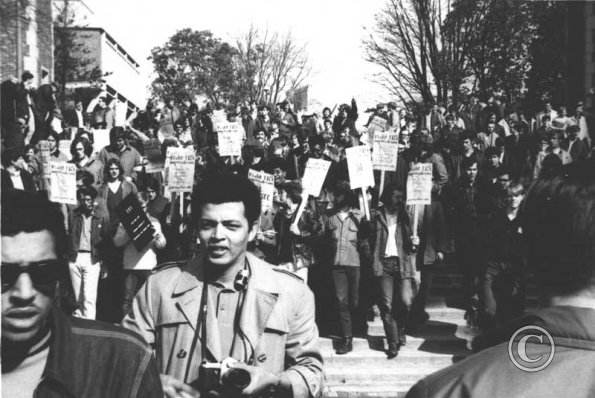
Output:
[378, 257, 414, 344]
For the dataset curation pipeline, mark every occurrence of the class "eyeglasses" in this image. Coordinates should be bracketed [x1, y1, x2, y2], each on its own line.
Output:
[1, 260, 61, 293]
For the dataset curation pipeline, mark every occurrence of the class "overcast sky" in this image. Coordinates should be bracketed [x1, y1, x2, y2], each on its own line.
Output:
[84, 0, 393, 112]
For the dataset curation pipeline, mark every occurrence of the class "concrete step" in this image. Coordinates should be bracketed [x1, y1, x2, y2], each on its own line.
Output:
[322, 347, 467, 367]
[325, 381, 414, 397]
[319, 335, 469, 354]
[325, 365, 445, 384]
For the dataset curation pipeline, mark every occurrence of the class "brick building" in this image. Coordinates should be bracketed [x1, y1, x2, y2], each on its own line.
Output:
[0, 0, 54, 86]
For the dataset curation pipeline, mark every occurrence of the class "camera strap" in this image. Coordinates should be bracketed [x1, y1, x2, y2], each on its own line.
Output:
[184, 259, 253, 383]
[184, 275, 209, 383]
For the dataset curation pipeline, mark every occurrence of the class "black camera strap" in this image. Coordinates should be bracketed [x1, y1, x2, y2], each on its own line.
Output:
[184, 275, 209, 383]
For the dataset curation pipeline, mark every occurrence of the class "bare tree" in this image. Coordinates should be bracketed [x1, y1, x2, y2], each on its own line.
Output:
[235, 26, 311, 105]
[364, 0, 452, 106]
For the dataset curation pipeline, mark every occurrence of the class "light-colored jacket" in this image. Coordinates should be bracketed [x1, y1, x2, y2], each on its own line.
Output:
[122, 252, 324, 398]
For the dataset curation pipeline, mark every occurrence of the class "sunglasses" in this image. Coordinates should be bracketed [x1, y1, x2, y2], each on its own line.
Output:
[1, 260, 61, 293]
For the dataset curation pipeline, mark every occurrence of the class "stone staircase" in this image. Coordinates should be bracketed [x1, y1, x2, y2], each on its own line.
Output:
[320, 262, 539, 398]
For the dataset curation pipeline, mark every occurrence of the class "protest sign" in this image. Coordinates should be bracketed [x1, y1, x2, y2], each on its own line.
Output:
[92, 129, 111, 152]
[346, 145, 375, 190]
[368, 116, 388, 134]
[164, 147, 195, 192]
[216, 122, 242, 157]
[248, 169, 275, 212]
[59, 140, 72, 160]
[406, 163, 433, 206]
[143, 139, 165, 173]
[372, 131, 399, 171]
[38, 140, 50, 176]
[49, 162, 77, 205]
[302, 158, 331, 197]
[116, 194, 155, 251]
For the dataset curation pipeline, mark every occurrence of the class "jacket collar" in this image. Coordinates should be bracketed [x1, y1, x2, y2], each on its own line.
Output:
[473, 306, 595, 352]
[171, 252, 281, 362]
[41, 309, 77, 396]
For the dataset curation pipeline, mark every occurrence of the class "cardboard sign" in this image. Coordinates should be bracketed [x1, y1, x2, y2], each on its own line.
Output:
[372, 131, 399, 171]
[216, 122, 242, 157]
[49, 162, 77, 205]
[368, 116, 388, 133]
[302, 158, 331, 197]
[143, 139, 164, 173]
[406, 163, 433, 205]
[164, 147, 195, 192]
[248, 169, 275, 212]
[38, 140, 51, 176]
[59, 140, 72, 160]
[92, 129, 111, 152]
[346, 145, 375, 190]
[116, 194, 155, 251]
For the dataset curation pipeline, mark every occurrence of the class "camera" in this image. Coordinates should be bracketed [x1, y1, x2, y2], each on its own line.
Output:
[191, 357, 251, 393]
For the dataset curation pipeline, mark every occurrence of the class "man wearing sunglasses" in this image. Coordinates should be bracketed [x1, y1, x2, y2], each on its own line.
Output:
[1, 189, 163, 397]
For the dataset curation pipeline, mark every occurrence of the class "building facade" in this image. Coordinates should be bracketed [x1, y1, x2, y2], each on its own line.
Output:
[55, 26, 146, 112]
[0, 0, 54, 86]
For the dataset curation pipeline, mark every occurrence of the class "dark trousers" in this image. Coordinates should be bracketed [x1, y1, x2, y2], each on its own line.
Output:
[332, 266, 361, 338]
[122, 270, 152, 317]
[480, 260, 525, 328]
[456, 238, 483, 311]
[411, 263, 431, 318]
[378, 257, 414, 344]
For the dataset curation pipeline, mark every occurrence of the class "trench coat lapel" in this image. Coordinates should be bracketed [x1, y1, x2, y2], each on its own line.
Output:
[172, 255, 224, 362]
[238, 254, 281, 356]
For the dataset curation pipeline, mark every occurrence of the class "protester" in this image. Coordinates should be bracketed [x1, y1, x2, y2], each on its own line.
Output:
[122, 173, 324, 398]
[113, 192, 166, 316]
[1, 189, 163, 397]
[323, 181, 369, 354]
[407, 159, 595, 398]
[370, 185, 418, 358]
[68, 186, 110, 319]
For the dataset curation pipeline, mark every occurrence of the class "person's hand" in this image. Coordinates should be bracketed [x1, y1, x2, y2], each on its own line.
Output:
[436, 252, 444, 262]
[255, 230, 264, 241]
[166, 215, 172, 226]
[289, 223, 301, 236]
[227, 363, 280, 396]
[263, 230, 277, 239]
[124, 176, 133, 183]
[100, 265, 109, 280]
[160, 374, 199, 398]
[153, 231, 163, 241]
[411, 236, 420, 246]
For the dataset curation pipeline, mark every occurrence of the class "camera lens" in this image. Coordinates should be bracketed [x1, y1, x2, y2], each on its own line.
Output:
[221, 368, 251, 390]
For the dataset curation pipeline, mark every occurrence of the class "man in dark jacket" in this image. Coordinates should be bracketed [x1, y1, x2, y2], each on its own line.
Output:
[1, 189, 163, 397]
[407, 159, 595, 398]
[68, 186, 110, 319]
[445, 156, 490, 327]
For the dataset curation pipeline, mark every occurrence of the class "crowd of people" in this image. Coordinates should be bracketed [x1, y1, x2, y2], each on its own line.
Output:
[1, 71, 595, 356]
